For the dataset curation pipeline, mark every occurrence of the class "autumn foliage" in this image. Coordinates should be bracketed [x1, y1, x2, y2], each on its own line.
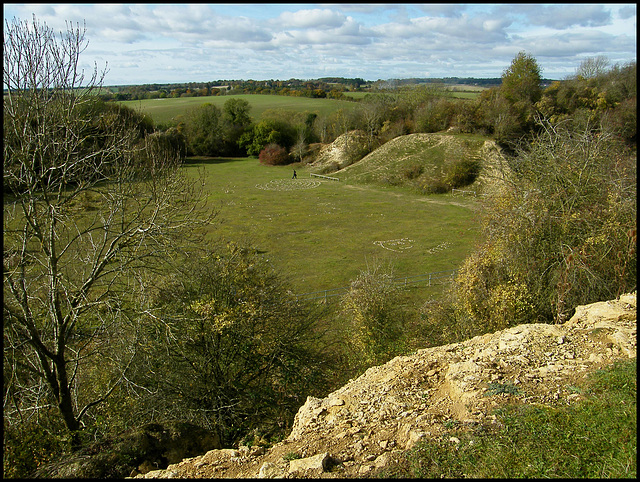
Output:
[259, 143, 291, 165]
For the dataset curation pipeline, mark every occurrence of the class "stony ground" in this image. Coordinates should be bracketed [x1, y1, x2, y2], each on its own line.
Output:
[134, 292, 636, 479]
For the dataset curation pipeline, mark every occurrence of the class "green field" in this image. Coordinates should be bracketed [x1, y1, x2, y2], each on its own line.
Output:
[185, 157, 481, 297]
[120, 94, 361, 125]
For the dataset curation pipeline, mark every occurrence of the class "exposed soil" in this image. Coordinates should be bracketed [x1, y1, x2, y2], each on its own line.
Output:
[134, 293, 636, 479]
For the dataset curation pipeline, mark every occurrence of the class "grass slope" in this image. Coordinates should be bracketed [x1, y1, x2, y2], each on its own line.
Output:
[120, 94, 360, 125]
[321, 132, 491, 193]
[387, 359, 637, 478]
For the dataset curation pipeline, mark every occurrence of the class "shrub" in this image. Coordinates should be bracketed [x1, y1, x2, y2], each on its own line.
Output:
[445, 158, 481, 189]
[338, 261, 407, 371]
[138, 243, 334, 446]
[414, 98, 456, 133]
[420, 177, 449, 194]
[259, 143, 291, 165]
[452, 248, 537, 336]
[403, 163, 424, 180]
[3, 416, 71, 478]
[452, 118, 636, 327]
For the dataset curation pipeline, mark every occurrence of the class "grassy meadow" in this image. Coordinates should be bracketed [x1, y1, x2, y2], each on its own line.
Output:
[120, 94, 361, 125]
[119, 89, 481, 126]
[184, 157, 482, 298]
[120, 92, 486, 299]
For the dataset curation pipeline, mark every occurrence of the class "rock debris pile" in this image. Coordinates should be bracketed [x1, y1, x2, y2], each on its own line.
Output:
[135, 292, 636, 479]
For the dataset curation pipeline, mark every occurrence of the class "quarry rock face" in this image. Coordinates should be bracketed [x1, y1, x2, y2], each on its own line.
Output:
[309, 130, 368, 170]
[135, 293, 636, 479]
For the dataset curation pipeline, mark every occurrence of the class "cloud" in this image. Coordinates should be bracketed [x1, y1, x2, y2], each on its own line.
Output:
[617, 5, 636, 20]
[373, 14, 510, 45]
[415, 4, 468, 18]
[276, 8, 347, 29]
[3, 3, 635, 84]
[510, 4, 612, 29]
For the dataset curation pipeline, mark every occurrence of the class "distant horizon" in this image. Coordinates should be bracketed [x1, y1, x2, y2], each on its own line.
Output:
[100, 76, 563, 89]
[4, 3, 636, 85]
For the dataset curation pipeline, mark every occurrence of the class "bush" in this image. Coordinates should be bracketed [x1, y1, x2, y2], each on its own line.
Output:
[28, 422, 220, 479]
[259, 143, 291, 165]
[338, 262, 407, 371]
[414, 98, 456, 133]
[445, 158, 481, 189]
[3, 417, 71, 478]
[138, 243, 334, 446]
[403, 163, 424, 180]
[452, 248, 537, 336]
[451, 118, 636, 327]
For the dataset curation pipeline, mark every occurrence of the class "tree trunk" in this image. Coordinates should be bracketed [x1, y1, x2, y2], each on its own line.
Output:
[54, 356, 80, 433]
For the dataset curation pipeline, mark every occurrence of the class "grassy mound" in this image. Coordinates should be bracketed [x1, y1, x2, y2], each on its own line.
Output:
[329, 133, 496, 193]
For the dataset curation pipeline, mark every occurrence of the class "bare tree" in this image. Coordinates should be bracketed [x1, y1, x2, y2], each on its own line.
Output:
[3, 15, 214, 435]
[575, 55, 610, 80]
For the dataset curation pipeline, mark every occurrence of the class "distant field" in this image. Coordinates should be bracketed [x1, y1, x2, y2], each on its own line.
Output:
[184, 157, 481, 298]
[345, 89, 482, 100]
[450, 91, 482, 99]
[120, 94, 360, 125]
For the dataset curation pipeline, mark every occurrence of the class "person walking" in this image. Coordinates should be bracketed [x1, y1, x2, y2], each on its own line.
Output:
[292, 169, 297, 179]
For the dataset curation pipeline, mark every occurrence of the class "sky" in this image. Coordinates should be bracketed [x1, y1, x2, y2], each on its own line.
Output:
[3, 3, 637, 86]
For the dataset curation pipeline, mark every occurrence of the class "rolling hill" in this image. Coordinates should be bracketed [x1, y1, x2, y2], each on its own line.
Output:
[310, 131, 508, 194]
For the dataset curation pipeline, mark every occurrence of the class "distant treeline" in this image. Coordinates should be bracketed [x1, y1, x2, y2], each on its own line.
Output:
[97, 76, 549, 102]
[98, 78, 369, 101]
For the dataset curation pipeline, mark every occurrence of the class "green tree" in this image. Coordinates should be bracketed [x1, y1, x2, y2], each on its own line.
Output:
[496, 51, 543, 142]
[137, 244, 333, 445]
[3, 15, 213, 438]
[238, 119, 295, 156]
[181, 103, 223, 156]
[220, 98, 252, 154]
[501, 51, 543, 105]
[222, 98, 252, 127]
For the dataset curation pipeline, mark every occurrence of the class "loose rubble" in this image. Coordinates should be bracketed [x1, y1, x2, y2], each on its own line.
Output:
[134, 293, 636, 479]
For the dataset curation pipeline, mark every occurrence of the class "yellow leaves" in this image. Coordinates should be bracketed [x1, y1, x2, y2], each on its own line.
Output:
[584, 233, 608, 248]
[454, 249, 536, 334]
[487, 280, 535, 329]
[190, 298, 216, 319]
[190, 298, 231, 333]
[189, 296, 262, 334]
[211, 312, 233, 333]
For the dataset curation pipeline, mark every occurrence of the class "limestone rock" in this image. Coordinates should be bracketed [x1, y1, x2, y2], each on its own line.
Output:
[134, 293, 636, 479]
[288, 452, 332, 475]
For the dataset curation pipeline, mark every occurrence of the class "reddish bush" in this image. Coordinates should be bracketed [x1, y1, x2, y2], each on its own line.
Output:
[258, 143, 290, 165]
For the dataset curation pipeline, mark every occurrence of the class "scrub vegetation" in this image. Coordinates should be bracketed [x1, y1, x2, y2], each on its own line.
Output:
[3, 15, 636, 478]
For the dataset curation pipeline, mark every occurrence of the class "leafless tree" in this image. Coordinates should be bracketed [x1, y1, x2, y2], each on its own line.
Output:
[3, 15, 214, 435]
[575, 55, 610, 80]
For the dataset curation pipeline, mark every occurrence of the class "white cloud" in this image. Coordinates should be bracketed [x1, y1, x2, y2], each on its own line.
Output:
[276, 8, 347, 29]
[3, 3, 635, 84]
[525, 4, 611, 29]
